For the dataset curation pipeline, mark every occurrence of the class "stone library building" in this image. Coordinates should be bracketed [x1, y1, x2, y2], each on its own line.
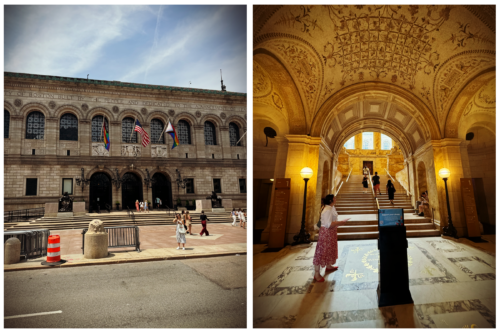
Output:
[4, 72, 247, 213]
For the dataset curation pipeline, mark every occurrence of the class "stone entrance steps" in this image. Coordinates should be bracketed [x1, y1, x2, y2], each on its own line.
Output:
[4, 211, 234, 231]
[331, 175, 439, 240]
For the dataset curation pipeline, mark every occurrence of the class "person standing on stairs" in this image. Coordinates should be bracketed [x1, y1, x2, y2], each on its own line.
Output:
[362, 175, 369, 194]
[386, 180, 396, 205]
[313, 194, 351, 282]
[363, 166, 369, 176]
[372, 172, 382, 197]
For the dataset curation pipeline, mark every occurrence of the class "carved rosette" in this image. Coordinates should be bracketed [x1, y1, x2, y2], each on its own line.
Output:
[195, 111, 202, 118]
[112, 106, 119, 113]
[81, 103, 89, 111]
[168, 110, 175, 117]
[121, 144, 142, 157]
[151, 146, 168, 158]
[48, 101, 56, 109]
[141, 108, 148, 115]
[220, 112, 227, 119]
[14, 99, 22, 107]
[92, 143, 110, 157]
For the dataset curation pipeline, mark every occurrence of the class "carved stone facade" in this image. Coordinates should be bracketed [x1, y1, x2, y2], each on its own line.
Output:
[4, 72, 247, 211]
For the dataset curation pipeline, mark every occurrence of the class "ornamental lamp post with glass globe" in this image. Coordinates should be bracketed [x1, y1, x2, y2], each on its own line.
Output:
[292, 167, 314, 245]
[439, 168, 458, 239]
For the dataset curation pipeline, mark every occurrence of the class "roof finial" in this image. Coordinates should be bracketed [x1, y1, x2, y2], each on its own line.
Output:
[220, 69, 226, 92]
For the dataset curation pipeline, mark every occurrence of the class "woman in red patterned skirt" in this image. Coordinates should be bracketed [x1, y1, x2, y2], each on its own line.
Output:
[313, 194, 350, 282]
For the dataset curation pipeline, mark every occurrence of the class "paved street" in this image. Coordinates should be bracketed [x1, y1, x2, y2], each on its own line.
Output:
[5, 255, 247, 328]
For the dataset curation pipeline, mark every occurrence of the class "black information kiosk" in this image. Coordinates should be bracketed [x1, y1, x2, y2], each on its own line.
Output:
[377, 208, 413, 307]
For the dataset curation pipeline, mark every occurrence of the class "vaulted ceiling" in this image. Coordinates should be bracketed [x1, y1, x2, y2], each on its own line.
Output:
[253, 5, 496, 155]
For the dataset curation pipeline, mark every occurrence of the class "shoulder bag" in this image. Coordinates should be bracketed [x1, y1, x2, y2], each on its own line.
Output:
[178, 223, 186, 234]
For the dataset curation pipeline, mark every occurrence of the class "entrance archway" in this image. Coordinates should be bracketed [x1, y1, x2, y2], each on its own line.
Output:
[89, 172, 112, 212]
[152, 173, 173, 209]
[121, 173, 143, 210]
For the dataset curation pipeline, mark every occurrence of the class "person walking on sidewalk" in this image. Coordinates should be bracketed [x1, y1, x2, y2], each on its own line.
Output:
[199, 210, 210, 236]
[135, 200, 140, 212]
[313, 194, 350, 282]
[362, 175, 369, 194]
[386, 180, 396, 205]
[174, 213, 186, 250]
[372, 172, 382, 197]
[231, 209, 238, 226]
[144, 200, 150, 213]
[185, 211, 193, 235]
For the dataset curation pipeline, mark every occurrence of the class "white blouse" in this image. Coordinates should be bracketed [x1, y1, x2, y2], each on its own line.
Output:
[320, 205, 338, 228]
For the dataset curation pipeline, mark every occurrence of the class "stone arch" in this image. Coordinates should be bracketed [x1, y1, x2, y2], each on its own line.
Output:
[4, 101, 16, 115]
[85, 166, 115, 180]
[87, 107, 114, 122]
[19, 102, 51, 118]
[118, 109, 144, 123]
[417, 161, 428, 196]
[146, 110, 170, 124]
[54, 104, 84, 120]
[173, 112, 197, 127]
[200, 113, 223, 128]
[117, 167, 146, 181]
[225, 114, 247, 128]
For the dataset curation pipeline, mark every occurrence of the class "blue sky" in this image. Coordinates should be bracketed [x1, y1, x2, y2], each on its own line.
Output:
[5, 5, 247, 93]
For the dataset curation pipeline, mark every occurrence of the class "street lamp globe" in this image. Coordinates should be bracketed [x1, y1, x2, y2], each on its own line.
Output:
[439, 168, 451, 179]
[300, 167, 314, 180]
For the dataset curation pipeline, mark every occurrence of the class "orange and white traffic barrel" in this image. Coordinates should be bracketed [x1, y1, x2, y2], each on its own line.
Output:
[47, 235, 61, 263]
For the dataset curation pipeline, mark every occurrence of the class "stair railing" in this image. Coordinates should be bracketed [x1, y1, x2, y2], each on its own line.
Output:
[335, 181, 344, 196]
[346, 168, 353, 182]
[385, 168, 411, 199]
[369, 172, 380, 210]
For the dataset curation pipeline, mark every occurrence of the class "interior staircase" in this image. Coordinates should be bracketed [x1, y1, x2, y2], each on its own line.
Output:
[4, 211, 234, 231]
[334, 174, 440, 240]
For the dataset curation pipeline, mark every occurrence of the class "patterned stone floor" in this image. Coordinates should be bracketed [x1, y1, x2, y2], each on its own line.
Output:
[253, 237, 495, 328]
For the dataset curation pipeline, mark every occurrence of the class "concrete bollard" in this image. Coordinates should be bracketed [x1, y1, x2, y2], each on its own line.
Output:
[5, 238, 21, 264]
[84, 219, 108, 259]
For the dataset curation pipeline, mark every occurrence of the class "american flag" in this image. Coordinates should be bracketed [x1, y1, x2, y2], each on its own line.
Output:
[134, 119, 150, 147]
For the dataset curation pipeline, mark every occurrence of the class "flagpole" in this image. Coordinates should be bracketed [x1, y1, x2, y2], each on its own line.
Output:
[235, 131, 247, 145]
[158, 122, 167, 143]
[100, 117, 104, 146]
[129, 117, 136, 143]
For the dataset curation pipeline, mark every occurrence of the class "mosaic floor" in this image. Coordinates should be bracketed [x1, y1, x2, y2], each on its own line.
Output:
[253, 237, 495, 328]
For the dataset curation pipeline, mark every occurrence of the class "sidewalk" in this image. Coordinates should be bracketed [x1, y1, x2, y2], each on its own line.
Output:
[5, 223, 247, 271]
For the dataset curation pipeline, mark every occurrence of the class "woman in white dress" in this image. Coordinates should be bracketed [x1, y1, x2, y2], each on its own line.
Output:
[230, 209, 237, 226]
[174, 213, 186, 250]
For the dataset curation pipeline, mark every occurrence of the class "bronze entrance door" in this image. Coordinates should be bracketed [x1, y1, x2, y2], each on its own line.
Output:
[363, 161, 374, 175]
[89, 172, 112, 212]
[121, 173, 143, 211]
[151, 173, 173, 209]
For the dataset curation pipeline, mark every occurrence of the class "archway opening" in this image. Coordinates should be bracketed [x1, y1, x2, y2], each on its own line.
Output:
[152, 173, 173, 209]
[121, 173, 143, 210]
[466, 126, 496, 234]
[89, 172, 112, 212]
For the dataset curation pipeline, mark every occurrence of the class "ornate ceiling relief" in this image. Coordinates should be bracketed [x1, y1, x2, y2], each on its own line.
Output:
[253, 62, 273, 98]
[268, 40, 322, 114]
[463, 78, 496, 117]
[434, 52, 495, 121]
[273, 5, 323, 37]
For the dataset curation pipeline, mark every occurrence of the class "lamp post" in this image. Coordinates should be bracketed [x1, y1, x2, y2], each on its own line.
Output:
[439, 168, 458, 239]
[175, 169, 187, 209]
[144, 168, 156, 210]
[75, 168, 90, 192]
[293, 167, 313, 245]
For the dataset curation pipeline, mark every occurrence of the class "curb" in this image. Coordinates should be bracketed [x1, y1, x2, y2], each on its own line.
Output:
[4, 251, 247, 272]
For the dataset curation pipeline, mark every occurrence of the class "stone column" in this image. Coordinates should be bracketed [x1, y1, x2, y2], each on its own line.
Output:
[45, 117, 58, 155]
[220, 126, 231, 159]
[110, 121, 121, 157]
[193, 125, 206, 159]
[7, 115, 23, 155]
[84, 219, 108, 259]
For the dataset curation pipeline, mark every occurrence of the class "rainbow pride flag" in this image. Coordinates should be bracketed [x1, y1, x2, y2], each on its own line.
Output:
[166, 121, 179, 149]
[103, 119, 110, 151]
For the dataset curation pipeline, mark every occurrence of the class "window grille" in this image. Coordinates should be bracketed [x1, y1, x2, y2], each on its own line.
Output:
[362, 132, 374, 150]
[185, 179, 194, 193]
[150, 119, 165, 144]
[122, 117, 137, 143]
[60, 113, 78, 141]
[204, 121, 216, 145]
[91, 116, 109, 142]
[26, 178, 37, 196]
[4, 110, 10, 138]
[26, 111, 45, 140]
[177, 120, 191, 144]
[229, 122, 240, 146]
[381, 134, 392, 150]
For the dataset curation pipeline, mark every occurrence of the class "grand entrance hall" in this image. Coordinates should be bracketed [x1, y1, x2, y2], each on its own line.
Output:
[253, 5, 495, 328]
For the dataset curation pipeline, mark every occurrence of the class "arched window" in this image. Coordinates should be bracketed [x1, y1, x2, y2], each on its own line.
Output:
[4, 110, 10, 139]
[381, 134, 392, 150]
[91, 116, 109, 142]
[204, 121, 216, 145]
[177, 120, 191, 144]
[26, 111, 45, 140]
[229, 122, 240, 146]
[362, 132, 374, 150]
[150, 119, 165, 144]
[60, 113, 78, 141]
[344, 136, 354, 149]
[122, 117, 137, 143]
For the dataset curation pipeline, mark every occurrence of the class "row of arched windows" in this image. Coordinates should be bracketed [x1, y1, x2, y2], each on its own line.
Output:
[4, 110, 243, 146]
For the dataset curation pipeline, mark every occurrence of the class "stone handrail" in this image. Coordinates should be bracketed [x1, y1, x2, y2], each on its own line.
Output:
[346, 168, 353, 182]
[385, 168, 411, 197]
